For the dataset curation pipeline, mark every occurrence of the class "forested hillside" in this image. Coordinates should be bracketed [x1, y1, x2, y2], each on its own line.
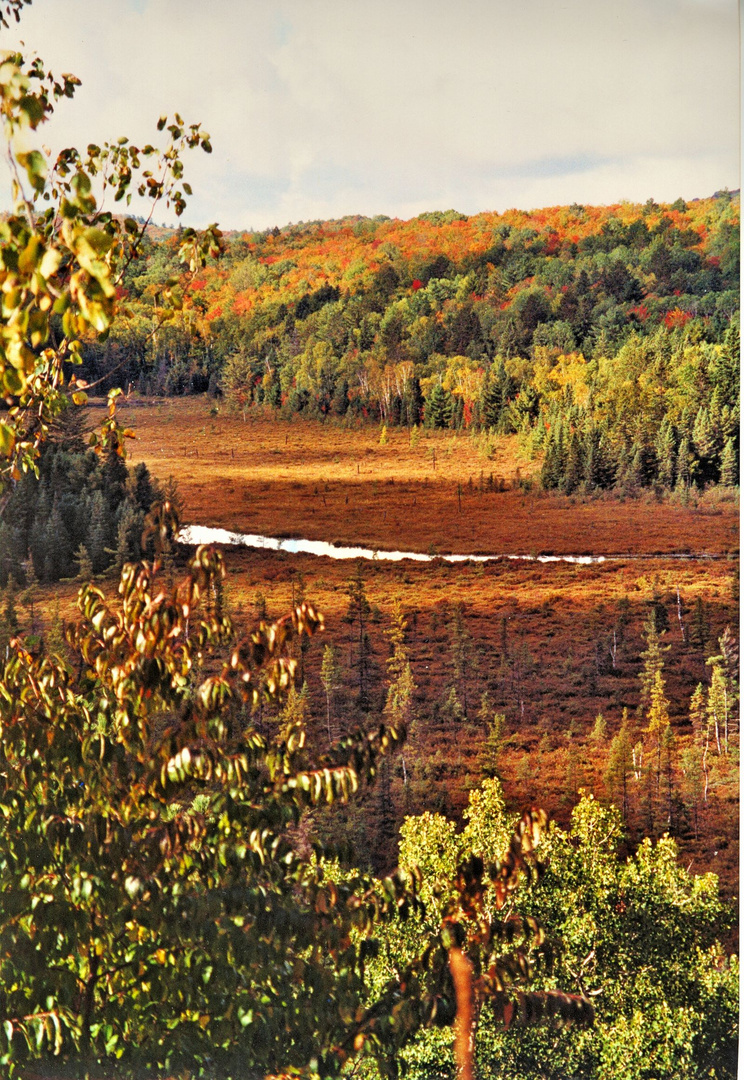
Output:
[81, 193, 740, 493]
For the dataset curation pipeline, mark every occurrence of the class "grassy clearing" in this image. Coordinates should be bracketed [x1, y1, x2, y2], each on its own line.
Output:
[65, 397, 740, 895]
[96, 396, 740, 557]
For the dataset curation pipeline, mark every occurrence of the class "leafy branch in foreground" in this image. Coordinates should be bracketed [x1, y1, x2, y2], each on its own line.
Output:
[0, 45, 223, 507]
[0, 506, 592, 1078]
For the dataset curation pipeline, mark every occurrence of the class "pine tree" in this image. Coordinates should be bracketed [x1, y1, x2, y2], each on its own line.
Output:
[479, 711, 506, 779]
[74, 543, 94, 582]
[45, 596, 66, 658]
[583, 425, 613, 490]
[623, 440, 646, 490]
[676, 434, 693, 487]
[402, 377, 423, 427]
[279, 682, 310, 741]
[320, 643, 342, 746]
[423, 380, 453, 429]
[680, 744, 704, 839]
[705, 630, 738, 756]
[637, 611, 669, 716]
[706, 660, 728, 756]
[605, 716, 633, 821]
[646, 669, 671, 795]
[655, 419, 677, 489]
[540, 421, 566, 490]
[345, 561, 372, 709]
[448, 602, 472, 720]
[102, 444, 129, 513]
[562, 430, 584, 494]
[719, 437, 738, 487]
[20, 559, 39, 634]
[689, 597, 709, 654]
[689, 682, 706, 744]
[132, 461, 156, 513]
[590, 712, 607, 745]
[384, 601, 416, 731]
[87, 490, 110, 574]
[42, 503, 73, 582]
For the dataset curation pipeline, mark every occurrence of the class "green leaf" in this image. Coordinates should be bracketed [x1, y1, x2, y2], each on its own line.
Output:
[0, 423, 16, 456]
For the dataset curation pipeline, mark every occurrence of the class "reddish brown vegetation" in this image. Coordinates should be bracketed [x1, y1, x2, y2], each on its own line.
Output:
[73, 397, 739, 897]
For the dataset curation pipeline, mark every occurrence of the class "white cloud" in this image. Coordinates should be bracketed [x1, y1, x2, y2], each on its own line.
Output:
[0, 0, 739, 227]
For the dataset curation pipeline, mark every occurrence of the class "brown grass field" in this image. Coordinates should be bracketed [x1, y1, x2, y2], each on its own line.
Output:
[102, 397, 739, 557]
[73, 396, 740, 895]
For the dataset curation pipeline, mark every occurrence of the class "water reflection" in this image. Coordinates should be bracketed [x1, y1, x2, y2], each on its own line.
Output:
[179, 524, 608, 565]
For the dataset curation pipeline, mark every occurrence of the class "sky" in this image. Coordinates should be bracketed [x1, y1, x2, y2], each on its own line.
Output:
[0, 0, 740, 229]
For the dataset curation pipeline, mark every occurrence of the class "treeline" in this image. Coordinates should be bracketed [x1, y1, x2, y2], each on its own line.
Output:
[0, 409, 161, 590]
[75, 192, 740, 492]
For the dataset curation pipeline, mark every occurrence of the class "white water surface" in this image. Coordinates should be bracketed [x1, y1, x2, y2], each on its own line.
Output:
[180, 525, 611, 565]
[179, 525, 725, 565]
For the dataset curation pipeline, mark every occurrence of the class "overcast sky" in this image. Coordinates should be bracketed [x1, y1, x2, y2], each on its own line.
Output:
[1, 0, 740, 229]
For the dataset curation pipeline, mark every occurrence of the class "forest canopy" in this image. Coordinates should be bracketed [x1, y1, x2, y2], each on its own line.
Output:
[79, 193, 740, 494]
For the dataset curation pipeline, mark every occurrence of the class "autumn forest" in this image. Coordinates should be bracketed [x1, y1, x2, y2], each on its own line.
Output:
[0, 26, 739, 1078]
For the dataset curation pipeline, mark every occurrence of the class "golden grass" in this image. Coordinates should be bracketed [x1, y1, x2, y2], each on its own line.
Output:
[95, 397, 740, 557]
[68, 396, 740, 892]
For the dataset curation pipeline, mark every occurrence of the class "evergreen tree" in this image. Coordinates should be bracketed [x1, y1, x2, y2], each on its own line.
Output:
[384, 601, 416, 730]
[345, 561, 373, 710]
[87, 490, 110, 574]
[102, 444, 129, 513]
[638, 611, 670, 716]
[689, 596, 709, 654]
[113, 500, 140, 572]
[74, 543, 94, 582]
[479, 711, 506, 779]
[692, 406, 719, 483]
[132, 461, 156, 512]
[0, 576, 19, 659]
[589, 712, 607, 745]
[605, 715, 633, 820]
[583, 425, 613, 489]
[20, 560, 39, 635]
[42, 504, 73, 582]
[706, 649, 732, 756]
[402, 376, 423, 427]
[654, 418, 677, 488]
[676, 433, 693, 487]
[646, 670, 671, 804]
[447, 602, 472, 721]
[423, 380, 453, 429]
[540, 420, 566, 490]
[562, 429, 584, 494]
[719, 436, 738, 486]
[320, 643, 342, 746]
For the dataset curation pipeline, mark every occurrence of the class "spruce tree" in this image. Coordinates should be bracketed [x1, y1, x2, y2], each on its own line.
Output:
[676, 434, 693, 487]
[479, 712, 506, 779]
[562, 430, 584, 494]
[74, 543, 94, 582]
[689, 597, 709, 654]
[43, 504, 73, 582]
[719, 436, 738, 487]
[320, 643, 342, 746]
[655, 418, 677, 489]
[605, 716, 633, 821]
[345, 561, 373, 710]
[646, 670, 671, 800]
[87, 490, 110, 574]
[423, 380, 453, 429]
[638, 610, 670, 716]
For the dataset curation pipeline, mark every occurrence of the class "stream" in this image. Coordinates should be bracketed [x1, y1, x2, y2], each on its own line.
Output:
[179, 525, 726, 565]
